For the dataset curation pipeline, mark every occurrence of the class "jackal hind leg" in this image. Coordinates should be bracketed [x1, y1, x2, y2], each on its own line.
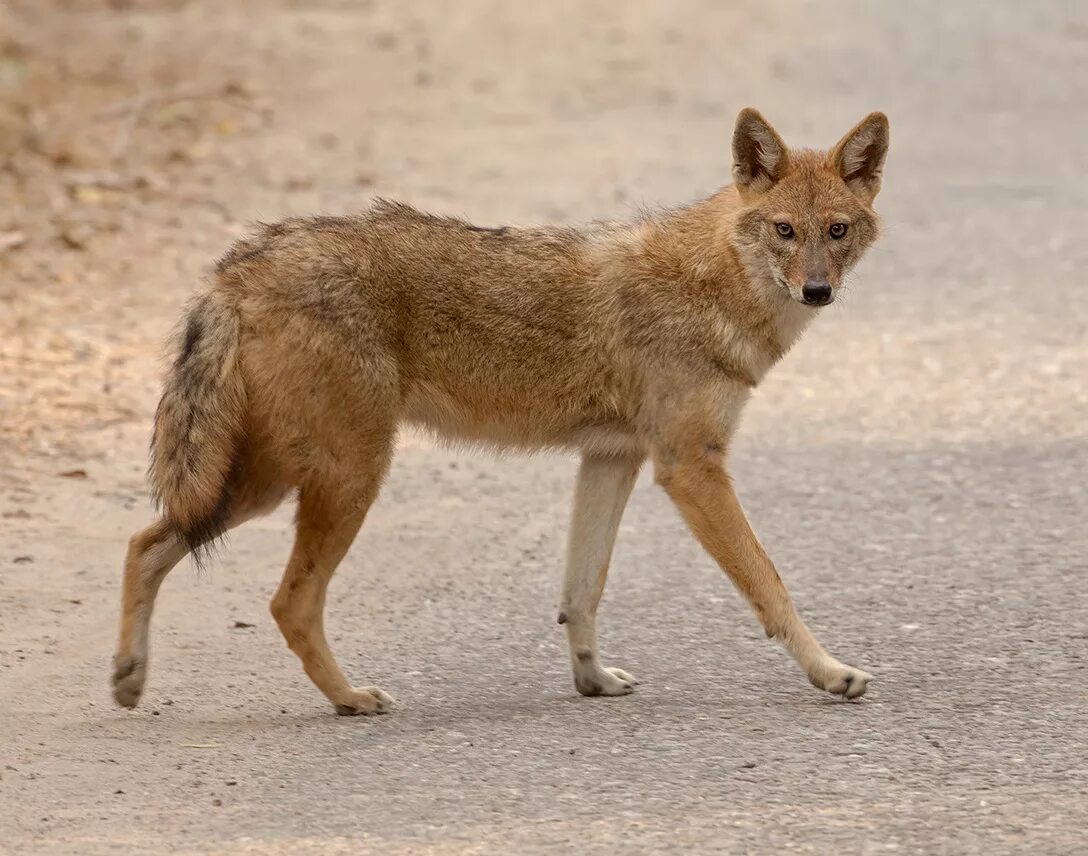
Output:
[269, 438, 395, 716]
[112, 470, 289, 709]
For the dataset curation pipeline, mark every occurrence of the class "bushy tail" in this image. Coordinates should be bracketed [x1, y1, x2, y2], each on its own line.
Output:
[149, 295, 246, 558]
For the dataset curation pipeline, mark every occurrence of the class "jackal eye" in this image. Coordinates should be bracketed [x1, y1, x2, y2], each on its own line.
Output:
[775, 222, 794, 239]
[829, 223, 848, 239]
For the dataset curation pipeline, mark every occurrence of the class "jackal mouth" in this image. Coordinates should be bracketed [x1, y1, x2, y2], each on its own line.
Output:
[772, 274, 796, 298]
[774, 274, 835, 307]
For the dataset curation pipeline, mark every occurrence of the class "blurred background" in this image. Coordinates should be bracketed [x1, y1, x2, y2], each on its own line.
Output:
[1, 1, 1086, 853]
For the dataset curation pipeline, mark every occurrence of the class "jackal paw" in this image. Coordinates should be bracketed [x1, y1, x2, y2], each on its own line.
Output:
[575, 666, 639, 697]
[808, 661, 871, 700]
[112, 655, 146, 709]
[333, 686, 395, 716]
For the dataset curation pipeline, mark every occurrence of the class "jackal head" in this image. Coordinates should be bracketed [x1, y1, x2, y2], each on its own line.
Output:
[730, 108, 889, 307]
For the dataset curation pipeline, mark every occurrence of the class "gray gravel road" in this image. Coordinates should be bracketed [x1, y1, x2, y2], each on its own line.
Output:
[2, 2, 1087, 853]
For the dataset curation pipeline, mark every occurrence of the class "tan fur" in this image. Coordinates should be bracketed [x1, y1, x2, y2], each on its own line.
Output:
[112, 109, 890, 714]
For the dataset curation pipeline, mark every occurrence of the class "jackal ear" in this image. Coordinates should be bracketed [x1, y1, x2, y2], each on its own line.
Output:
[829, 112, 890, 203]
[732, 108, 790, 197]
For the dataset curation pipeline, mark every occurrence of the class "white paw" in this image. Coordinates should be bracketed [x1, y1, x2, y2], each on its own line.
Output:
[575, 665, 640, 697]
[333, 686, 395, 716]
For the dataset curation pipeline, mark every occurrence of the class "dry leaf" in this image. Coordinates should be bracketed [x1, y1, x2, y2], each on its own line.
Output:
[0, 231, 26, 252]
[59, 228, 89, 251]
[71, 186, 104, 204]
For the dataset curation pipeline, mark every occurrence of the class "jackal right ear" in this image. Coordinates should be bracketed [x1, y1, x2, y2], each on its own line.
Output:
[732, 108, 790, 197]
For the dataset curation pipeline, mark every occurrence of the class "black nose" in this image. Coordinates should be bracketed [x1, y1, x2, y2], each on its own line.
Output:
[801, 281, 833, 305]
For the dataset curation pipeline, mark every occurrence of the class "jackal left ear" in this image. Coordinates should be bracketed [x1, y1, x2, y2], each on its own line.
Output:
[732, 108, 790, 197]
[829, 112, 890, 203]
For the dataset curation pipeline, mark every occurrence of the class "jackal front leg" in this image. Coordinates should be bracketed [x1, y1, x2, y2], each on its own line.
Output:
[655, 450, 871, 700]
[558, 453, 642, 696]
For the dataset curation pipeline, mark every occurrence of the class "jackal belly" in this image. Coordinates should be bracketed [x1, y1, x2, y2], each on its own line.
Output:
[401, 380, 641, 456]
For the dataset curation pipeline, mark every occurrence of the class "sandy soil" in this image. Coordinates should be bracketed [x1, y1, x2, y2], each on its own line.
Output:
[2, 1, 1087, 853]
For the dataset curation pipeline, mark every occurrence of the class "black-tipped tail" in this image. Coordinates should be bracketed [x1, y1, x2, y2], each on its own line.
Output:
[148, 295, 246, 563]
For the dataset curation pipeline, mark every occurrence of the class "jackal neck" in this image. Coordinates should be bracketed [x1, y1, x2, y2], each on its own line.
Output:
[629, 189, 815, 376]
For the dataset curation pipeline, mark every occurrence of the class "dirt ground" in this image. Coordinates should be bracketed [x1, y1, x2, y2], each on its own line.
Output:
[2, 1, 1087, 853]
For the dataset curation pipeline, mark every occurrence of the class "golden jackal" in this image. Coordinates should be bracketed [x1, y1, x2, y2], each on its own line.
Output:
[113, 109, 890, 715]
